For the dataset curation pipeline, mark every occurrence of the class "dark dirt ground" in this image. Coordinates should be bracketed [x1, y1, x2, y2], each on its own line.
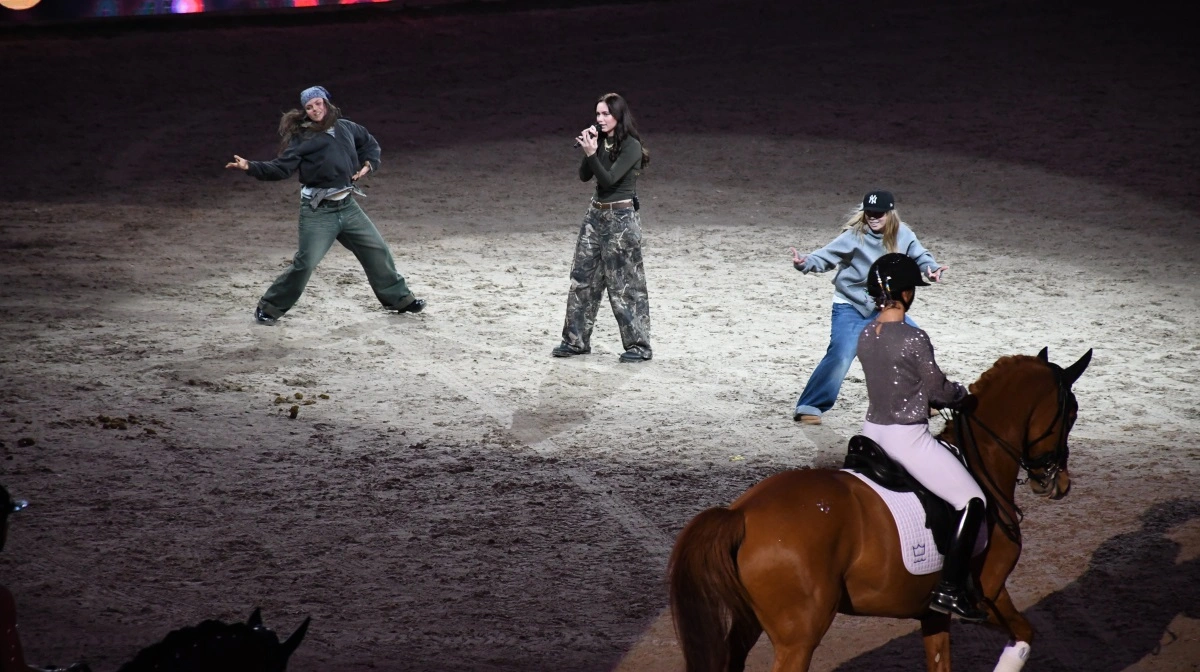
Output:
[1, 1, 1197, 670]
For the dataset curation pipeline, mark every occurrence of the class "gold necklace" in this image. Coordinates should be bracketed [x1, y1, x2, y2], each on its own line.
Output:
[603, 138, 614, 151]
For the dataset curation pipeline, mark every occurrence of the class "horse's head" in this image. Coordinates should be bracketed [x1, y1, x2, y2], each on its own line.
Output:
[247, 607, 311, 672]
[1025, 347, 1092, 499]
[968, 348, 1092, 501]
[117, 607, 311, 672]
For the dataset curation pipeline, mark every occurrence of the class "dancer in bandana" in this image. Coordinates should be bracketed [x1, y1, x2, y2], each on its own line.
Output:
[226, 85, 424, 325]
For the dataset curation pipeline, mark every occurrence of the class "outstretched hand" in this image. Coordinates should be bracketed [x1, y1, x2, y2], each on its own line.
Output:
[352, 162, 371, 182]
[926, 265, 948, 282]
[224, 155, 249, 171]
[791, 247, 806, 270]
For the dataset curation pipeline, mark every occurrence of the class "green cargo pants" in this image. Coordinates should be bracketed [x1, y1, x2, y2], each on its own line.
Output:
[257, 197, 416, 318]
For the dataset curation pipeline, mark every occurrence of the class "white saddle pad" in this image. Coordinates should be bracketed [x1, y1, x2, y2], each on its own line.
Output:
[846, 470, 988, 575]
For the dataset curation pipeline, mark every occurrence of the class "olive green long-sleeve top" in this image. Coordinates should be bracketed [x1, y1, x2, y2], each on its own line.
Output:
[579, 137, 643, 203]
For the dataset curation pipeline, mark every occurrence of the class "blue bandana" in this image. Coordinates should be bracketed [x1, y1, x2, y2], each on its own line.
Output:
[300, 86, 331, 107]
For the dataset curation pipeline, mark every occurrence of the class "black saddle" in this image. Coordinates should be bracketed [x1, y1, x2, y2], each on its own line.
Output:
[843, 435, 957, 555]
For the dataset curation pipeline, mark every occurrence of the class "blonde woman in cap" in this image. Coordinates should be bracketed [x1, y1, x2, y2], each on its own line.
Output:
[226, 85, 424, 325]
[789, 190, 947, 424]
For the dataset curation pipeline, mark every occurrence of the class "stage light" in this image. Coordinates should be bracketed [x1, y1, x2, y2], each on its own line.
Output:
[0, 0, 42, 10]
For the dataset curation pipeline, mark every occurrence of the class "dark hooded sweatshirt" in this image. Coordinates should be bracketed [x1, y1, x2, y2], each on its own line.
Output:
[247, 118, 380, 188]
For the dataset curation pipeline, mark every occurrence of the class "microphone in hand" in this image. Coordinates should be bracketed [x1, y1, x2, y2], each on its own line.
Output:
[573, 124, 599, 148]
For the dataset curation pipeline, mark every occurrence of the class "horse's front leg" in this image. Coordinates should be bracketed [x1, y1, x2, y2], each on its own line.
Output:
[975, 534, 1032, 671]
[919, 613, 952, 672]
[986, 585, 1033, 672]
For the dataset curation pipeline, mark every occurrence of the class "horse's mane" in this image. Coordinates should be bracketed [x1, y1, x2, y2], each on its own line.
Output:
[117, 618, 288, 672]
[967, 354, 1047, 396]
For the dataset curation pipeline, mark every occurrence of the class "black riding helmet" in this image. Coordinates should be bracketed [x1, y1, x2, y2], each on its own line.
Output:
[867, 253, 929, 305]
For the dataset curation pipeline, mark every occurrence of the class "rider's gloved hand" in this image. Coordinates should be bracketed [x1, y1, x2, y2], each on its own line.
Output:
[952, 394, 979, 414]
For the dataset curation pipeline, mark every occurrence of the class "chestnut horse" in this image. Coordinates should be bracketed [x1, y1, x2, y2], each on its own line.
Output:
[669, 348, 1092, 672]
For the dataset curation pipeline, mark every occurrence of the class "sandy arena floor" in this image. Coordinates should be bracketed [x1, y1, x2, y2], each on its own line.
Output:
[1, 0, 1197, 670]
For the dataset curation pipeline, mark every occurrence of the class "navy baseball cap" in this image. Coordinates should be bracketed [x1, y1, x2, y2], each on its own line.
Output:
[862, 190, 895, 213]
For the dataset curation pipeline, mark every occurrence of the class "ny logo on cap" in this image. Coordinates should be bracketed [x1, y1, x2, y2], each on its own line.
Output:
[868, 195, 878, 204]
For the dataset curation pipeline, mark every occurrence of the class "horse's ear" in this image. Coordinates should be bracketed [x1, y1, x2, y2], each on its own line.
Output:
[281, 616, 311, 659]
[247, 607, 263, 628]
[1037, 347, 1049, 361]
[1063, 348, 1093, 386]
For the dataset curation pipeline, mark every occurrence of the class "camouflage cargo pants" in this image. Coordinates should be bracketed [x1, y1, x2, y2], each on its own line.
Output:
[559, 205, 652, 357]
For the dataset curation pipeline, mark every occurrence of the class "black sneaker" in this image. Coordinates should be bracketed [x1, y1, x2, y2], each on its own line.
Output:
[618, 350, 652, 363]
[551, 343, 590, 357]
[396, 298, 426, 314]
[254, 307, 277, 326]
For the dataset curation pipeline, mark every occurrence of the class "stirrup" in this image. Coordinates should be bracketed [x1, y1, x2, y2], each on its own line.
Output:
[929, 585, 988, 622]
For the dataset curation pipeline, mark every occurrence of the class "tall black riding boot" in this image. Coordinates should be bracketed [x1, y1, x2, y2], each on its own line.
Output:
[930, 497, 989, 622]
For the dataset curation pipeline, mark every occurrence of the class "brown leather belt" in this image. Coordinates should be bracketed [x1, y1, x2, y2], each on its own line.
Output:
[591, 199, 634, 210]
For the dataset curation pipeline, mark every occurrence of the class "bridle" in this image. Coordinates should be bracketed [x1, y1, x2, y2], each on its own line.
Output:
[1013, 364, 1075, 486]
[951, 364, 1076, 543]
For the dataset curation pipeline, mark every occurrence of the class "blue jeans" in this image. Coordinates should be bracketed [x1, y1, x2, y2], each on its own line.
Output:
[794, 303, 917, 418]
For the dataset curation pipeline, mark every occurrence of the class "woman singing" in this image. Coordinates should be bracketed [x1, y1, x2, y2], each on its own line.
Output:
[552, 92, 653, 363]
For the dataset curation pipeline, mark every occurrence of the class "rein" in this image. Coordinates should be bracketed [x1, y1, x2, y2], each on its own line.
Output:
[951, 365, 1073, 544]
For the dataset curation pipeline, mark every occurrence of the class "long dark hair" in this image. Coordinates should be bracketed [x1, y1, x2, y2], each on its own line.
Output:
[597, 92, 650, 167]
[276, 101, 342, 154]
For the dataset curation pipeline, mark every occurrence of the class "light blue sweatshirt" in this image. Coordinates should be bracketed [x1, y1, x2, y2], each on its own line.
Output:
[796, 222, 939, 317]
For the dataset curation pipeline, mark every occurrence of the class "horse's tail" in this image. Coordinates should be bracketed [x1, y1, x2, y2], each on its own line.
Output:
[668, 506, 756, 672]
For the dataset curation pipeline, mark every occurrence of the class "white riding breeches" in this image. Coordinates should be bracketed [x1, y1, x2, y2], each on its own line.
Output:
[861, 421, 985, 510]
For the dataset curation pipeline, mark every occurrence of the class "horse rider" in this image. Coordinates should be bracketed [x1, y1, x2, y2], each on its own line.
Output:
[854, 253, 988, 622]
